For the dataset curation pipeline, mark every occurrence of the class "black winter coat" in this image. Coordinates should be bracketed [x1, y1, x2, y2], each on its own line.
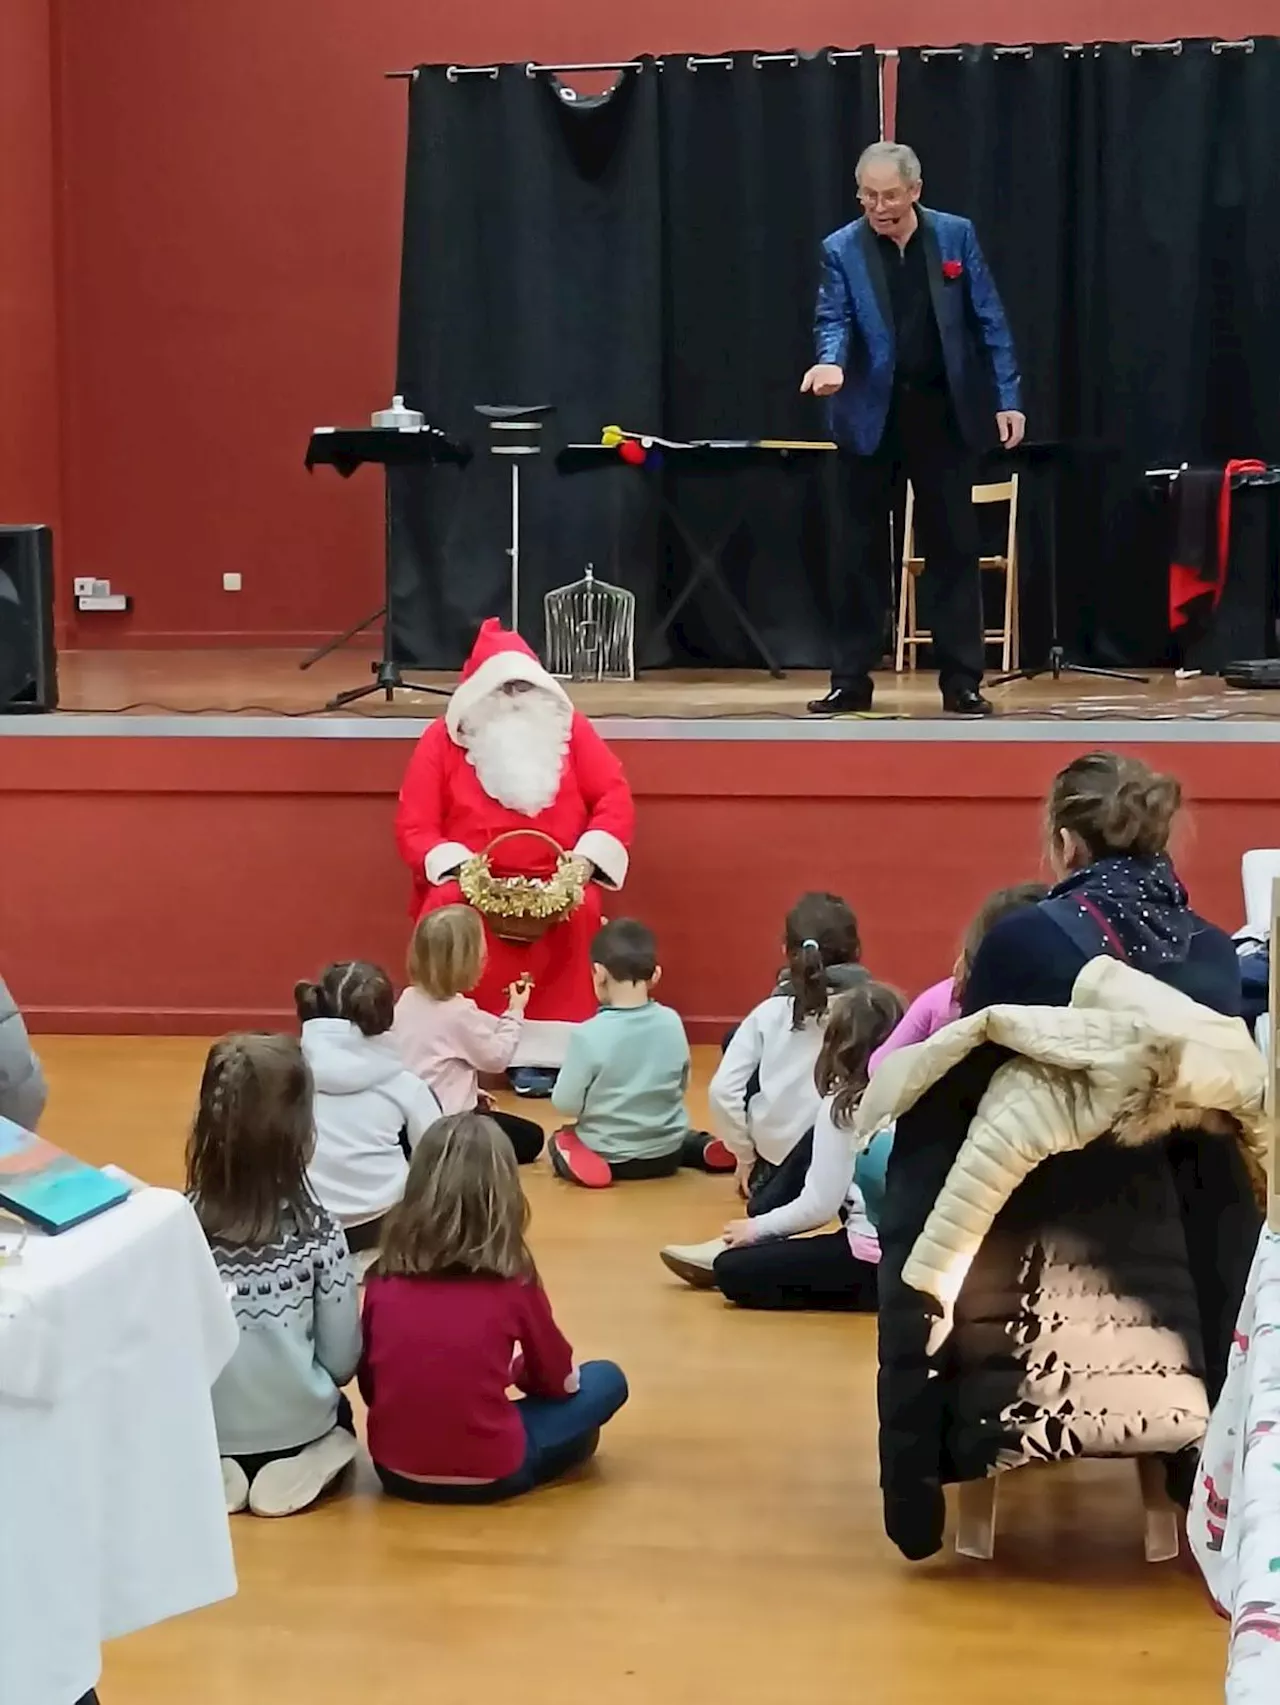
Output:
[876, 906, 1259, 1561]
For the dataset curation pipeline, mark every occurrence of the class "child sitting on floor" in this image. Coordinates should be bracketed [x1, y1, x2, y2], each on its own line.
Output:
[661, 983, 903, 1305]
[187, 1033, 362, 1517]
[710, 891, 866, 1202]
[867, 881, 1048, 1072]
[298, 961, 441, 1255]
[360, 1113, 629, 1502]
[392, 904, 544, 1164]
[548, 918, 731, 1188]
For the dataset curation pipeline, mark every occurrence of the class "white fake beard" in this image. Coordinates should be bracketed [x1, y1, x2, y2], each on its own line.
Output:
[464, 688, 572, 817]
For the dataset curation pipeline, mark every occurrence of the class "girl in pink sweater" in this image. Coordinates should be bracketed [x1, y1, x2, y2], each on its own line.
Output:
[393, 906, 544, 1164]
[869, 881, 1047, 1073]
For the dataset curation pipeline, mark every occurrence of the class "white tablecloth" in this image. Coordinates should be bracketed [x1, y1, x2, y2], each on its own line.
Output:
[0, 1187, 239, 1705]
[1190, 1226, 1280, 1703]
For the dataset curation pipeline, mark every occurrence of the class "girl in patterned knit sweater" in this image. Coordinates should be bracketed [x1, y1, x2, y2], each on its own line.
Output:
[187, 1033, 362, 1518]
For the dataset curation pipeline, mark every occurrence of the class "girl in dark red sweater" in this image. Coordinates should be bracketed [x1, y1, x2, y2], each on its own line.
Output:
[359, 1113, 628, 1502]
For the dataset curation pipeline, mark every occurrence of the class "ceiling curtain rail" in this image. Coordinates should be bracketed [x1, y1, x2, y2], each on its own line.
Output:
[387, 39, 1258, 79]
[386, 49, 879, 81]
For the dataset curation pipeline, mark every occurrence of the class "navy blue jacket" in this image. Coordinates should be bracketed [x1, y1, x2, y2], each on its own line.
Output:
[814, 207, 1022, 456]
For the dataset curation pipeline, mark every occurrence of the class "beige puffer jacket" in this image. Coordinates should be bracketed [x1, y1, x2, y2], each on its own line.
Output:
[856, 957, 1269, 1332]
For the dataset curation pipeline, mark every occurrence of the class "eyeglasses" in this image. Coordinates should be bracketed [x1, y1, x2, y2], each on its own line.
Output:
[857, 188, 909, 210]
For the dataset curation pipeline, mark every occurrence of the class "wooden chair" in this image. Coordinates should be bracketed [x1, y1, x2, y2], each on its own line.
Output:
[955, 1458, 1181, 1564]
[895, 476, 1020, 673]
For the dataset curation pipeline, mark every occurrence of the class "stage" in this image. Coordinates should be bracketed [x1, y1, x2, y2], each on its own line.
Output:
[45, 646, 1280, 722]
[3, 648, 1278, 1040]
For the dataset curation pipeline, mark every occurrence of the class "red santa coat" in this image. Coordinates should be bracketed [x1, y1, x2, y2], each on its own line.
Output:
[395, 628, 634, 1066]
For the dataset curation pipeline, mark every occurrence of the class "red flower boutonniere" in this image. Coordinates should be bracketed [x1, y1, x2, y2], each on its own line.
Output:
[942, 259, 964, 281]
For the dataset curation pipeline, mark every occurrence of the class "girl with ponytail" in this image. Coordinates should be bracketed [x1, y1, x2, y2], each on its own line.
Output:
[689, 893, 864, 1206]
[295, 961, 442, 1254]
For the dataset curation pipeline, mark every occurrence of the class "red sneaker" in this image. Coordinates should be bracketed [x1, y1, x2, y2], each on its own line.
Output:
[701, 1138, 738, 1173]
[549, 1129, 614, 1189]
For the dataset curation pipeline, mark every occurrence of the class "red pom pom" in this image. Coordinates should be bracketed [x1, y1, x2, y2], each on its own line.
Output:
[618, 439, 646, 466]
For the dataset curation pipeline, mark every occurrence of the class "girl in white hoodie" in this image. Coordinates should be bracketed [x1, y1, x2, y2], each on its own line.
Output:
[298, 962, 441, 1253]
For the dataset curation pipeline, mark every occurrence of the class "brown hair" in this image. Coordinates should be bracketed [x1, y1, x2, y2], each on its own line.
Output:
[408, 906, 484, 1001]
[591, 918, 657, 984]
[784, 892, 861, 1030]
[815, 982, 904, 1128]
[295, 961, 395, 1037]
[1048, 751, 1182, 863]
[952, 881, 1049, 1005]
[186, 1033, 318, 1245]
[375, 1113, 535, 1281]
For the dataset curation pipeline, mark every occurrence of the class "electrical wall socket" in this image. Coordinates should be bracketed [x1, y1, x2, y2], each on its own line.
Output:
[222, 572, 242, 592]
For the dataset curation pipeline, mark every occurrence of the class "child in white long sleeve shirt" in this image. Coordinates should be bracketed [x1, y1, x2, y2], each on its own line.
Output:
[707, 892, 866, 1199]
[665, 983, 902, 1304]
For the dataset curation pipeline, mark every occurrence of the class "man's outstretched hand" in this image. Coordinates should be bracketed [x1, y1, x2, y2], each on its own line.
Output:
[997, 410, 1027, 449]
[801, 364, 845, 398]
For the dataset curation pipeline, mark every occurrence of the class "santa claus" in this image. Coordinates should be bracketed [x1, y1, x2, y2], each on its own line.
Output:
[395, 620, 634, 1090]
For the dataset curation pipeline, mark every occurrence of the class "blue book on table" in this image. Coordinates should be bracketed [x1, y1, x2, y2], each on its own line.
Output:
[0, 1116, 130, 1233]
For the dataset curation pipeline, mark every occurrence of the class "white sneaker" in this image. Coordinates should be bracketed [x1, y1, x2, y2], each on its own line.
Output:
[247, 1427, 358, 1517]
[659, 1237, 728, 1288]
[222, 1457, 250, 1514]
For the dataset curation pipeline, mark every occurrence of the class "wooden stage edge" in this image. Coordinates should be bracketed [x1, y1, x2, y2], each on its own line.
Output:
[18, 646, 1280, 730]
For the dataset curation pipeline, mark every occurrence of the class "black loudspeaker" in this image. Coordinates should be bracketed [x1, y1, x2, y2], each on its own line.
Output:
[0, 525, 57, 712]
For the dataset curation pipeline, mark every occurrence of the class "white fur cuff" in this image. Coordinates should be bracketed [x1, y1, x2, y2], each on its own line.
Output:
[573, 829, 629, 890]
[425, 842, 474, 886]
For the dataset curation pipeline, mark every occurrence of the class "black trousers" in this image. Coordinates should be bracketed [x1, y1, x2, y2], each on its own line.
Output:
[832, 386, 983, 693]
[720, 1127, 878, 1312]
[747, 1130, 814, 1213]
[490, 1108, 545, 1165]
[714, 1228, 879, 1312]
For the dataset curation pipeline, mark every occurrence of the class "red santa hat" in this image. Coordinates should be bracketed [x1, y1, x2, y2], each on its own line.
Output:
[445, 619, 571, 742]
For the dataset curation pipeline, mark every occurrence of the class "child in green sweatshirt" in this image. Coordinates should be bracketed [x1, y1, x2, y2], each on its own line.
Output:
[549, 919, 733, 1189]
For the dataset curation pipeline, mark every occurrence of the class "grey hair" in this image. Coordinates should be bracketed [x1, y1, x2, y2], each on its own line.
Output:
[856, 141, 922, 188]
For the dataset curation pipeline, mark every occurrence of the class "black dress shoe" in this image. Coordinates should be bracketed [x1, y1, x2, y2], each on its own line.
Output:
[941, 684, 994, 716]
[807, 685, 873, 715]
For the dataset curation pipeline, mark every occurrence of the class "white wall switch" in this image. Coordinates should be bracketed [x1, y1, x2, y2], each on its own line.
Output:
[222, 572, 242, 592]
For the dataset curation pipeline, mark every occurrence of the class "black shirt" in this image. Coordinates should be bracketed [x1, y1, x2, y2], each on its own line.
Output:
[877, 227, 946, 390]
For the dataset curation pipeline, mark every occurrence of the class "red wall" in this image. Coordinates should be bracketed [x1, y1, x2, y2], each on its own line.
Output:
[7, 2, 1275, 643]
[0, 0, 60, 557]
[0, 732, 1268, 1036]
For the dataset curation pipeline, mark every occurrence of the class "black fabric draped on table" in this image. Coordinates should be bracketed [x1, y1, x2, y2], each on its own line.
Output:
[391, 51, 878, 668]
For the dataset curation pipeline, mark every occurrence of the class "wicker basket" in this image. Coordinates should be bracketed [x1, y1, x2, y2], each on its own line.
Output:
[458, 830, 584, 944]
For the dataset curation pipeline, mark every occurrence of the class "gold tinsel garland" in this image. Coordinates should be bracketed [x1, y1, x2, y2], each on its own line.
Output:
[458, 841, 583, 923]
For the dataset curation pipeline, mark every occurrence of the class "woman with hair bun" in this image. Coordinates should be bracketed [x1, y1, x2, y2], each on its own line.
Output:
[875, 752, 1258, 1562]
[962, 750, 1241, 1015]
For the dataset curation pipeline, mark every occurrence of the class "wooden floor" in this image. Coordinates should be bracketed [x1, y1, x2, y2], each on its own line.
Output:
[39, 1038, 1226, 1705]
[49, 646, 1280, 722]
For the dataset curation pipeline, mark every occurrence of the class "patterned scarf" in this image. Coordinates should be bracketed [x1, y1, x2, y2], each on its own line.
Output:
[1042, 853, 1194, 970]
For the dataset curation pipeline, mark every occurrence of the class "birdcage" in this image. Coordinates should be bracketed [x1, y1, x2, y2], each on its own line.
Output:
[543, 565, 635, 682]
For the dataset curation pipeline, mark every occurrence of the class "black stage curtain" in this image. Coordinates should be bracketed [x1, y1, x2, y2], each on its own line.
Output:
[898, 38, 1280, 667]
[393, 62, 664, 666]
[392, 51, 877, 668]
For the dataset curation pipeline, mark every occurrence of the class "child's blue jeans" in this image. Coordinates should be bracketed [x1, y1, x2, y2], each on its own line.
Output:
[376, 1360, 629, 1504]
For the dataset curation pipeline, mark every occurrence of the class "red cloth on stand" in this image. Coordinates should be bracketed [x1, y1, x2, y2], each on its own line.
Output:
[1169, 459, 1267, 632]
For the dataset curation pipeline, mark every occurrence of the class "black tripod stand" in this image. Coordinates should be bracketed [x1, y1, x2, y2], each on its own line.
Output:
[989, 440, 1147, 689]
[302, 425, 472, 708]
